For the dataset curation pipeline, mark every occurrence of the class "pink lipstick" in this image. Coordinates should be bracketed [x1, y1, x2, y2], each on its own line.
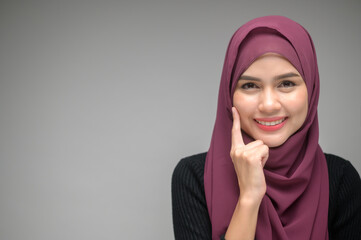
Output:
[254, 117, 287, 131]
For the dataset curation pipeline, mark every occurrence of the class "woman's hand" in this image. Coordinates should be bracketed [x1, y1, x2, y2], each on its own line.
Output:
[230, 107, 268, 204]
[225, 107, 269, 240]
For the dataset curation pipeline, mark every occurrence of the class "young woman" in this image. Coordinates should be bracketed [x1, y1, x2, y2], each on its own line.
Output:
[172, 16, 361, 240]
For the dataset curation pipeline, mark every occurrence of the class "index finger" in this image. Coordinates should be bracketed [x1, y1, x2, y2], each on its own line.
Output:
[231, 107, 245, 147]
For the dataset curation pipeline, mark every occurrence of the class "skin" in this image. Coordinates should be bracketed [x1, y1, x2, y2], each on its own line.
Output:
[225, 53, 308, 240]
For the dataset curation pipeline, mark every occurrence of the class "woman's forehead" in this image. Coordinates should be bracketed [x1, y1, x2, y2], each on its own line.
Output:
[248, 53, 299, 71]
[241, 54, 302, 78]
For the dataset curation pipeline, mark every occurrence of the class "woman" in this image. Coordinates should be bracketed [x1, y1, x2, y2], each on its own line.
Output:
[172, 16, 361, 240]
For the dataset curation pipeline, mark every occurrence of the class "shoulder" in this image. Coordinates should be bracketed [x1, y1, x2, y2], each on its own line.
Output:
[171, 153, 212, 239]
[324, 152, 355, 170]
[172, 152, 207, 195]
[324, 152, 360, 203]
[324, 153, 361, 185]
[325, 153, 361, 237]
[172, 152, 207, 188]
[171, 152, 208, 211]
[174, 152, 207, 170]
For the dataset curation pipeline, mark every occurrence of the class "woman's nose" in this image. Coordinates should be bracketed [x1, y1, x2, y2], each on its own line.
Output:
[258, 89, 281, 113]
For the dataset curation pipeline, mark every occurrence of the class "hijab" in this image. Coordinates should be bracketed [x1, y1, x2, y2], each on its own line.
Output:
[204, 16, 329, 240]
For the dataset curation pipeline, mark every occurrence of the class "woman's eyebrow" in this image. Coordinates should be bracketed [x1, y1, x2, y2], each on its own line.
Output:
[239, 75, 261, 81]
[274, 72, 300, 80]
[239, 72, 300, 81]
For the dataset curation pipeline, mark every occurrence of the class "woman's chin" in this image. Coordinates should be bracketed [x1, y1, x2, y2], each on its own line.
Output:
[255, 136, 287, 148]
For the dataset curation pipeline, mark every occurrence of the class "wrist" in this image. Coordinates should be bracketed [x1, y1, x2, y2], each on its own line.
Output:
[238, 194, 263, 208]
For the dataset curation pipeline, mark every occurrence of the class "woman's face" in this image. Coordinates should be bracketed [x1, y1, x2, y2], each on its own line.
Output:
[233, 53, 308, 147]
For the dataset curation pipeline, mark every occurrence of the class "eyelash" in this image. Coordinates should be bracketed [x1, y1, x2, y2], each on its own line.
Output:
[241, 82, 258, 89]
[240, 80, 296, 89]
[278, 81, 296, 88]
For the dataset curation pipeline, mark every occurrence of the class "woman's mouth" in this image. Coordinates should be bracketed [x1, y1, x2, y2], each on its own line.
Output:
[254, 117, 287, 131]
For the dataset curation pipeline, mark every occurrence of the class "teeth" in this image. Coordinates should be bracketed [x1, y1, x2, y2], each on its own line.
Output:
[256, 118, 285, 126]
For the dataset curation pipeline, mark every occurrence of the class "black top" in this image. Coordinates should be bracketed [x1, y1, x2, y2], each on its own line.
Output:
[172, 152, 361, 240]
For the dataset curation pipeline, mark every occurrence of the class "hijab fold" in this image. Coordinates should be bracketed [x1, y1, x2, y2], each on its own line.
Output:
[204, 16, 329, 240]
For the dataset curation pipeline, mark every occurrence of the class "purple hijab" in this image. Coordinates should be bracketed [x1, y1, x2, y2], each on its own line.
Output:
[204, 16, 329, 240]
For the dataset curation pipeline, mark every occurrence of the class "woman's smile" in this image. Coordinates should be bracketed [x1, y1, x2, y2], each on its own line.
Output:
[254, 117, 288, 131]
[254, 116, 287, 125]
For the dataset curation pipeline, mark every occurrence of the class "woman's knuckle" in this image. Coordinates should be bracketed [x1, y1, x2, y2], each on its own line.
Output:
[242, 150, 249, 159]
[234, 148, 242, 157]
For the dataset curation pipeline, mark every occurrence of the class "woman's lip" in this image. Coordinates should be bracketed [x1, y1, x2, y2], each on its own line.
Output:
[254, 116, 287, 122]
[254, 117, 288, 131]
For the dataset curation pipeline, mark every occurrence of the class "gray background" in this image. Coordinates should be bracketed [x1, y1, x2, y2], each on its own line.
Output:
[0, 0, 360, 239]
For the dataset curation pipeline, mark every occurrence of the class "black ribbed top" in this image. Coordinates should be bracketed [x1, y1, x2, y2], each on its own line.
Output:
[172, 152, 361, 240]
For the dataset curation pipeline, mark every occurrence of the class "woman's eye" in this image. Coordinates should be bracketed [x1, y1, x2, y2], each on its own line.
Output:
[241, 82, 259, 89]
[278, 80, 296, 88]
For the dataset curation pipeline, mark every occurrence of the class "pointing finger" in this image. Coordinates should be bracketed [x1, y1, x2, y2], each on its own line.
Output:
[231, 107, 245, 147]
